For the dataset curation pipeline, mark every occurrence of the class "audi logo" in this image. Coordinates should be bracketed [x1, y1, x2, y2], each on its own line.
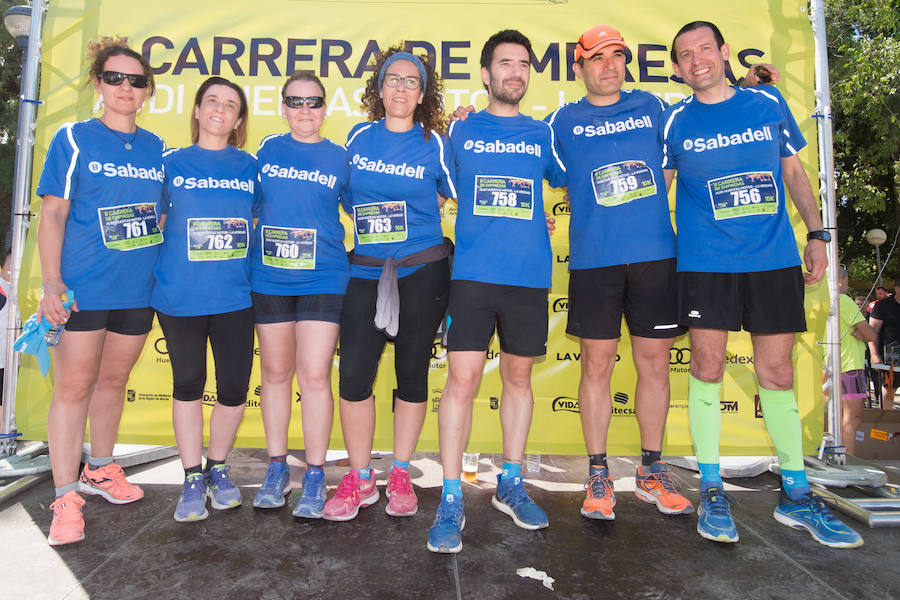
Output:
[669, 347, 691, 365]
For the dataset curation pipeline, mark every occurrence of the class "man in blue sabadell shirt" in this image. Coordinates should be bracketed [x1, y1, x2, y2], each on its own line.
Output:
[427, 29, 567, 554]
[661, 20, 862, 549]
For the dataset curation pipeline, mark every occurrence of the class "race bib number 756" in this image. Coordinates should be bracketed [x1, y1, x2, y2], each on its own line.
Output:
[707, 171, 778, 220]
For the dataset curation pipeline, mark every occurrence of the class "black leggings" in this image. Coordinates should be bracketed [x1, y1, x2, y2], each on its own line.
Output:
[339, 258, 449, 403]
[157, 308, 254, 407]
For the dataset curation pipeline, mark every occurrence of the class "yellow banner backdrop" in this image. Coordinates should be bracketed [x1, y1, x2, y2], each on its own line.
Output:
[15, 0, 827, 455]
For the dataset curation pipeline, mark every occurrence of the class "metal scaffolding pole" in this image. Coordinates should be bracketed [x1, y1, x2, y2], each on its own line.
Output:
[809, 0, 843, 462]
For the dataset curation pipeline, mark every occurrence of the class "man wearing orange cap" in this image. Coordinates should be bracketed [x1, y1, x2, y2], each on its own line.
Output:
[546, 25, 694, 521]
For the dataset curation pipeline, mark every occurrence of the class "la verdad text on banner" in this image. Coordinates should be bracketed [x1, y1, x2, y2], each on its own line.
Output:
[14, 0, 827, 455]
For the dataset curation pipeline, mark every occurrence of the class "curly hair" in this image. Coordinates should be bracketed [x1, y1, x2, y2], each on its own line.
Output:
[85, 36, 155, 96]
[360, 44, 446, 138]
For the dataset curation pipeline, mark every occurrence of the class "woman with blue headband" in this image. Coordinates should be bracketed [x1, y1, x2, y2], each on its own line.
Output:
[324, 46, 456, 521]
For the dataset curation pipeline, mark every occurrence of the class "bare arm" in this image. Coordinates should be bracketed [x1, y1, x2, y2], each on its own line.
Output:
[664, 169, 675, 192]
[782, 154, 826, 284]
[852, 319, 877, 343]
[869, 317, 883, 363]
[36, 195, 75, 324]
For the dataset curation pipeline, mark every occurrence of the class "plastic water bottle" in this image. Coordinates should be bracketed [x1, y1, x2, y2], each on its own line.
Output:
[526, 454, 541, 474]
[45, 322, 66, 347]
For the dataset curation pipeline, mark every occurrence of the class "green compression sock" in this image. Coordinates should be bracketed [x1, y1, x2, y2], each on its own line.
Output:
[688, 375, 723, 465]
[757, 386, 805, 471]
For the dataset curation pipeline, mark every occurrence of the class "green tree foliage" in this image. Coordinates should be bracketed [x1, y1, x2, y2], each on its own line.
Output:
[827, 0, 900, 285]
[0, 0, 26, 251]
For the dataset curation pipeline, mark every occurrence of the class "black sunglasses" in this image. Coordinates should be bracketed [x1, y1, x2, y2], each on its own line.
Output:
[100, 70, 150, 88]
[284, 96, 325, 109]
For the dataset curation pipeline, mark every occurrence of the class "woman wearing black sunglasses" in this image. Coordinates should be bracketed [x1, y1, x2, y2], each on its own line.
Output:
[249, 71, 349, 517]
[323, 46, 455, 522]
[35, 37, 164, 546]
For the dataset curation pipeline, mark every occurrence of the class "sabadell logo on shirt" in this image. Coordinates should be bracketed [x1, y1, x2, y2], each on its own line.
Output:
[571, 115, 652, 137]
[462, 139, 541, 157]
[171, 175, 255, 192]
[351, 153, 425, 179]
[260, 163, 337, 189]
[682, 126, 774, 153]
[87, 161, 164, 182]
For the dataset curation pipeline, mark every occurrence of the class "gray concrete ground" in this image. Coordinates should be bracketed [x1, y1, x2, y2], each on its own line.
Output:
[2, 451, 898, 600]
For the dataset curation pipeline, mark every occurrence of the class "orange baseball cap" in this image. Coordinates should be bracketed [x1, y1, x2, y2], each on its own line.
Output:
[575, 25, 627, 61]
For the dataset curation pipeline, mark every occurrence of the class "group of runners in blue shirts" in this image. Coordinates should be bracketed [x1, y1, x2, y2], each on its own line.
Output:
[35, 22, 863, 552]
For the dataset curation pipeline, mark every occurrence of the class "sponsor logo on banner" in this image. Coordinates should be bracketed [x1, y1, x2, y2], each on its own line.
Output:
[254, 385, 262, 396]
[669, 346, 691, 373]
[202, 391, 216, 407]
[726, 354, 754, 365]
[88, 160, 164, 182]
[552, 297, 568, 312]
[720, 400, 739, 413]
[552, 201, 570, 216]
[556, 351, 620, 362]
[612, 392, 635, 416]
[431, 388, 442, 413]
[754, 394, 763, 418]
[490, 397, 499, 410]
[552, 396, 580, 413]
[126, 389, 136, 403]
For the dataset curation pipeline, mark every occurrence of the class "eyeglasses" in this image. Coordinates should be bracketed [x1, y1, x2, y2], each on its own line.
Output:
[283, 96, 325, 109]
[99, 71, 149, 89]
[383, 74, 422, 90]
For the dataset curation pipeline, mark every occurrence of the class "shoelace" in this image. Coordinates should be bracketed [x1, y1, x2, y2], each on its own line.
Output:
[208, 465, 233, 488]
[260, 463, 285, 491]
[585, 472, 614, 498]
[388, 469, 413, 495]
[794, 493, 838, 522]
[501, 481, 532, 508]
[301, 471, 324, 498]
[435, 499, 463, 525]
[334, 474, 360, 502]
[701, 489, 735, 515]
[50, 494, 85, 515]
[644, 470, 680, 494]
[182, 475, 205, 501]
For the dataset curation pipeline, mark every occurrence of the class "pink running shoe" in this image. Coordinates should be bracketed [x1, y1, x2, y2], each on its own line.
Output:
[385, 465, 418, 516]
[48, 490, 86, 546]
[79, 463, 144, 504]
[323, 470, 380, 521]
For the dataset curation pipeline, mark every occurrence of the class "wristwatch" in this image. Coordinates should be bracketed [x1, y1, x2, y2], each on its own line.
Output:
[806, 230, 832, 242]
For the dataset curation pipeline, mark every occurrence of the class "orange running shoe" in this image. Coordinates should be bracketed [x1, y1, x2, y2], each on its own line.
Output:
[79, 463, 144, 504]
[581, 467, 615, 520]
[634, 462, 694, 515]
[48, 490, 86, 546]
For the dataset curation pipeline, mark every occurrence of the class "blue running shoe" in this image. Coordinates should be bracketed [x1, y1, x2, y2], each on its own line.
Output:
[697, 487, 738, 543]
[206, 464, 242, 510]
[774, 492, 863, 548]
[253, 461, 292, 509]
[293, 468, 326, 519]
[174, 473, 209, 522]
[492, 475, 549, 530]
[427, 493, 466, 553]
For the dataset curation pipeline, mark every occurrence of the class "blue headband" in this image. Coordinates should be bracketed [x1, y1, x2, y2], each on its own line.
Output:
[377, 52, 427, 90]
